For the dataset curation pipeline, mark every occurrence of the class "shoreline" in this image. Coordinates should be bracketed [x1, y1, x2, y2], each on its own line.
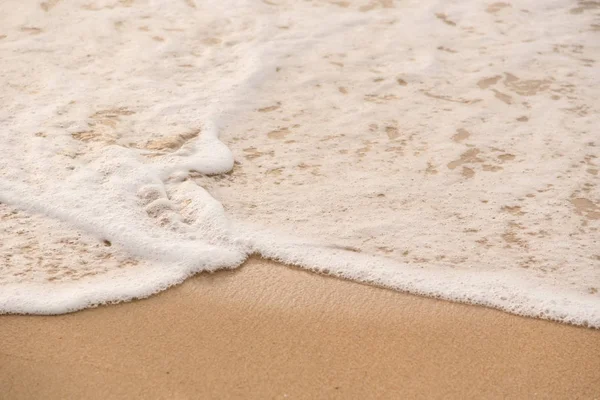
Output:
[3, 251, 597, 328]
[2, 257, 599, 399]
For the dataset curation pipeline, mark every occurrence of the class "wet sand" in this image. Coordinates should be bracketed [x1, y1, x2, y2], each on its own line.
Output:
[1, 257, 599, 399]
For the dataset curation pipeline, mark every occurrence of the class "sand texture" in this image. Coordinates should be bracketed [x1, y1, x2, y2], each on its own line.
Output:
[1, 258, 599, 399]
[2, 1, 599, 397]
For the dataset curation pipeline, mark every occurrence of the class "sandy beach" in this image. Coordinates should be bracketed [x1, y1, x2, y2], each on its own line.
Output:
[1, 1, 600, 397]
[2, 257, 599, 399]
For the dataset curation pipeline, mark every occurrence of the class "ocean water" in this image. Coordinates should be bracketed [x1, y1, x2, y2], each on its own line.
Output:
[0, 0, 599, 326]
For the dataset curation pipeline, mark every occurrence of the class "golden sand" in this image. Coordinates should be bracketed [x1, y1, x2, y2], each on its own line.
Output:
[1, 257, 599, 399]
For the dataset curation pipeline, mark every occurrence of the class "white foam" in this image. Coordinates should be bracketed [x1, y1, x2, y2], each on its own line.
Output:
[0, 0, 598, 327]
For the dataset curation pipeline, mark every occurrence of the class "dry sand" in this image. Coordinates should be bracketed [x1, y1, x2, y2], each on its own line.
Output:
[1, 257, 599, 399]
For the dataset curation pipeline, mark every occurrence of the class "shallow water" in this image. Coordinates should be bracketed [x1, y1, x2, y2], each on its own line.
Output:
[0, 0, 599, 326]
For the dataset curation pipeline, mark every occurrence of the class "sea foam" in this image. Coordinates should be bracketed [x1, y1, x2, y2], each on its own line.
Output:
[0, 0, 598, 326]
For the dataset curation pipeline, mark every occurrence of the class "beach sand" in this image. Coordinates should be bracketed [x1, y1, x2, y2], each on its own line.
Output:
[1, 257, 599, 399]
